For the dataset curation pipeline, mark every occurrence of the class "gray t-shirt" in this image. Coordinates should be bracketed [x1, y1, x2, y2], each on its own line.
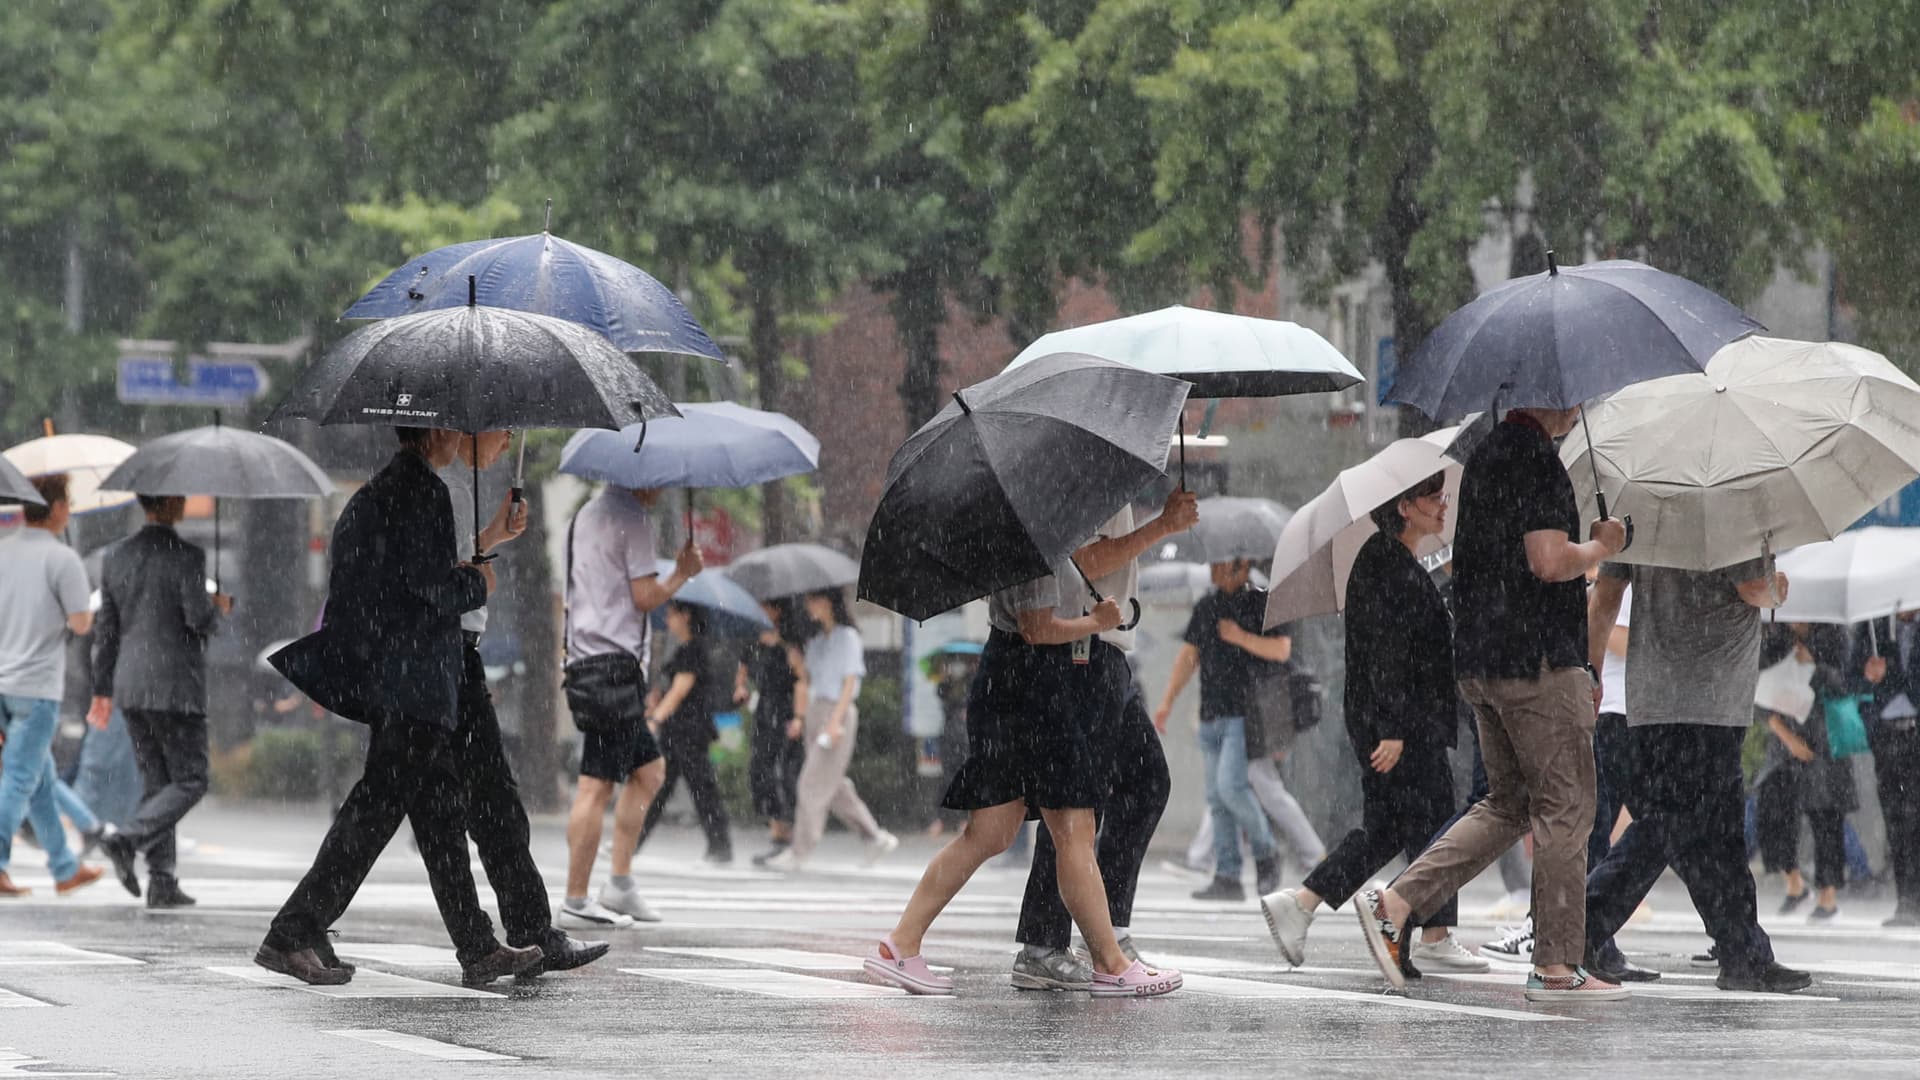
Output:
[0, 528, 92, 700]
[565, 489, 658, 664]
[1603, 559, 1766, 727]
[803, 624, 867, 702]
[439, 463, 489, 635]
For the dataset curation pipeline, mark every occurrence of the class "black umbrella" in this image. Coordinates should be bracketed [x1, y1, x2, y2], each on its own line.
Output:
[268, 279, 680, 558]
[101, 417, 334, 591]
[0, 453, 45, 505]
[858, 352, 1190, 622]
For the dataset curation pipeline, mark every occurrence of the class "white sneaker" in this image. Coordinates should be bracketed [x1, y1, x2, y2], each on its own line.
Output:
[597, 883, 663, 923]
[862, 830, 900, 866]
[760, 848, 799, 872]
[1411, 932, 1491, 973]
[559, 899, 635, 930]
[1258, 888, 1315, 968]
[1479, 917, 1535, 964]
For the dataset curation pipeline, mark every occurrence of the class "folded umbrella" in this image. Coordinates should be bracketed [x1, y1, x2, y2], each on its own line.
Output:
[1562, 336, 1920, 571]
[0, 453, 44, 505]
[724, 543, 859, 602]
[1774, 527, 1920, 626]
[3, 432, 137, 515]
[344, 228, 726, 361]
[858, 352, 1190, 622]
[650, 559, 774, 638]
[1263, 427, 1461, 627]
[1154, 496, 1292, 564]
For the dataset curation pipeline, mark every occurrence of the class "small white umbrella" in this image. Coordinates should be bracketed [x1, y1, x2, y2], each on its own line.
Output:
[1263, 426, 1462, 628]
[3, 432, 137, 515]
[1563, 336, 1920, 571]
[1774, 527, 1920, 627]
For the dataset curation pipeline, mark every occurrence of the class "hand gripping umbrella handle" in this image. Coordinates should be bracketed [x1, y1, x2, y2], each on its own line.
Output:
[1070, 557, 1143, 632]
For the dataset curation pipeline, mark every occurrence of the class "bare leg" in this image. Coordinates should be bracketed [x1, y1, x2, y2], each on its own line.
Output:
[1039, 806, 1132, 975]
[1783, 869, 1807, 897]
[565, 779, 614, 897]
[886, 802, 1028, 957]
[610, 759, 667, 878]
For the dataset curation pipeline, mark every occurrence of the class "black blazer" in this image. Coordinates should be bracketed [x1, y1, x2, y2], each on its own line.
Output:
[271, 450, 486, 729]
[1343, 531, 1460, 756]
[92, 525, 219, 714]
[1852, 616, 1918, 716]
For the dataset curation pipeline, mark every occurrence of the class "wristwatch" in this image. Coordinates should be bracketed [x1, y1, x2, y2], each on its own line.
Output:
[1584, 663, 1601, 686]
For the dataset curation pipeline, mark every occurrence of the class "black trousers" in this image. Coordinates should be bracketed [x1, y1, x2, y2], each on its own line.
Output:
[1016, 653, 1170, 950]
[1304, 740, 1457, 926]
[1584, 724, 1773, 974]
[1870, 721, 1920, 910]
[121, 710, 210, 881]
[458, 646, 553, 948]
[265, 713, 499, 965]
[1590, 711, 1631, 870]
[1756, 767, 1848, 889]
[638, 722, 733, 857]
[749, 721, 802, 825]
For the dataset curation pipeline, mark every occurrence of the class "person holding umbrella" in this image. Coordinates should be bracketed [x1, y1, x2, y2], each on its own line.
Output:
[89, 494, 232, 907]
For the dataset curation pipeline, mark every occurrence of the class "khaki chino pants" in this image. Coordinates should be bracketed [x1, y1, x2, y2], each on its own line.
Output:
[1394, 664, 1597, 967]
[790, 700, 883, 863]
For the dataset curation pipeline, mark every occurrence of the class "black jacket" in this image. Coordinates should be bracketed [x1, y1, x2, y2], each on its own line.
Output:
[1852, 616, 1919, 718]
[1342, 531, 1460, 758]
[271, 450, 486, 729]
[92, 525, 220, 714]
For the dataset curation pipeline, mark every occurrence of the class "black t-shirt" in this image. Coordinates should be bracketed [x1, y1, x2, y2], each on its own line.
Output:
[1182, 586, 1289, 721]
[1451, 417, 1588, 679]
[743, 639, 797, 732]
[661, 642, 721, 736]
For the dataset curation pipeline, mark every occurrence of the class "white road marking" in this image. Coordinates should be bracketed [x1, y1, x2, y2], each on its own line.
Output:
[330, 943, 460, 967]
[1427, 971, 1839, 1003]
[0, 988, 53, 1009]
[1177, 972, 1576, 1022]
[644, 946, 953, 972]
[0, 1046, 113, 1075]
[207, 965, 501, 999]
[0, 943, 141, 967]
[623, 967, 928, 999]
[325, 1029, 514, 1061]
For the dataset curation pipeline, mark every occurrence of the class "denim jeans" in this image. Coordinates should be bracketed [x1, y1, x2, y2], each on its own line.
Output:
[1197, 716, 1275, 878]
[0, 695, 79, 881]
[71, 705, 142, 827]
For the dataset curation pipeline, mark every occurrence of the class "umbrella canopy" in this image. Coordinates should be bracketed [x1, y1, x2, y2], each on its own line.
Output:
[0, 453, 44, 505]
[1153, 496, 1292, 564]
[1389, 255, 1763, 423]
[344, 231, 726, 361]
[270, 301, 679, 433]
[1005, 305, 1363, 398]
[101, 425, 332, 498]
[1264, 427, 1462, 627]
[652, 559, 774, 636]
[557, 402, 819, 489]
[859, 352, 1190, 621]
[3, 433, 137, 515]
[724, 543, 859, 601]
[1563, 336, 1920, 571]
[1774, 528, 1920, 625]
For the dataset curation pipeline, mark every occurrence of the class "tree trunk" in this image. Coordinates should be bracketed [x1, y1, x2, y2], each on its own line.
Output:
[890, 261, 946, 433]
[746, 259, 797, 543]
[504, 445, 563, 811]
[1382, 156, 1473, 438]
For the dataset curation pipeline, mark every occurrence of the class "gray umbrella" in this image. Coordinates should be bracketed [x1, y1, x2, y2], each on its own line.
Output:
[724, 543, 860, 601]
[0, 453, 44, 505]
[1156, 496, 1292, 564]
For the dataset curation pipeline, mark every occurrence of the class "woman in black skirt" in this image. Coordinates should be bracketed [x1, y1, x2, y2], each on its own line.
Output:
[863, 559, 1181, 998]
[739, 599, 809, 865]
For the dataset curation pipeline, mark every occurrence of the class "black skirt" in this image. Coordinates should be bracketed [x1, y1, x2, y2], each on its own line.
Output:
[943, 629, 1113, 818]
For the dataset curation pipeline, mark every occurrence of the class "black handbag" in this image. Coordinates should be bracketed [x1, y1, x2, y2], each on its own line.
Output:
[1246, 665, 1324, 758]
[561, 515, 647, 736]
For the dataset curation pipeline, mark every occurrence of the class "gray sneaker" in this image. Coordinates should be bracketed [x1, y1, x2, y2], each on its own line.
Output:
[1070, 936, 1143, 967]
[1010, 948, 1092, 991]
[596, 884, 663, 924]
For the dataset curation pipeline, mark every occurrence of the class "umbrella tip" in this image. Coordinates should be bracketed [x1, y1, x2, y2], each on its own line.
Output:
[1546, 248, 1559, 276]
[952, 390, 971, 416]
[544, 197, 552, 232]
[467, 275, 476, 307]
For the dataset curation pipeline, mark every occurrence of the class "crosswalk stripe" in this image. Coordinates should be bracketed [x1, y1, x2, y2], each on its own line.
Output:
[0, 1046, 113, 1075]
[1177, 972, 1577, 1022]
[325, 1029, 514, 1061]
[622, 967, 926, 999]
[0, 988, 53, 1009]
[643, 946, 955, 973]
[330, 943, 460, 968]
[0, 943, 141, 967]
[1427, 971, 1840, 1003]
[207, 965, 501, 999]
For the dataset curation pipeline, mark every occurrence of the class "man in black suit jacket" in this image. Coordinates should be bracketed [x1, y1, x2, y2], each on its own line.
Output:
[256, 427, 542, 987]
[1856, 613, 1920, 927]
[91, 495, 230, 908]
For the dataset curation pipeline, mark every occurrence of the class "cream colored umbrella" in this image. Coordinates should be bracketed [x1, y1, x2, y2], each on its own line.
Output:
[1563, 336, 1920, 571]
[1263, 426, 1462, 628]
[3, 432, 137, 515]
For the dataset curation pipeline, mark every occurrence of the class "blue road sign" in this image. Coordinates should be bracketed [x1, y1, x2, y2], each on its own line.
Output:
[1375, 336, 1397, 405]
[117, 356, 269, 407]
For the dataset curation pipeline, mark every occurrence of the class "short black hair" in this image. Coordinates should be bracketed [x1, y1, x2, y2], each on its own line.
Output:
[137, 494, 178, 515]
[394, 426, 433, 450]
[23, 473, 68, 524]
[1368, 471, 1446, 535]
[669, 599, 711, 640]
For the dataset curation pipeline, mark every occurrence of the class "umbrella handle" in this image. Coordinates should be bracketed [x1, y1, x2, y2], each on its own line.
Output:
[1069, 556, 1142, 630]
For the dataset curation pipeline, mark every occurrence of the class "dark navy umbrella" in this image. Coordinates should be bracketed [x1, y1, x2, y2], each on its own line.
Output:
[1388, 254, 1763, 423]
[343, 228, 726, 361]
[0, 452, 44, 505]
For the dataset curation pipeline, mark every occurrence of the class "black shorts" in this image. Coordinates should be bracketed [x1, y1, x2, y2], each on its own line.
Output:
[580, 718, 663, 781]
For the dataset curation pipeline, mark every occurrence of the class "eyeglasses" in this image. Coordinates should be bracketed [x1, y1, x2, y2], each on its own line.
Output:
[1417, 491, 1451, 507]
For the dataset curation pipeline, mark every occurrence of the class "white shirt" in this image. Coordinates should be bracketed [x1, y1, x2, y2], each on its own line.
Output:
[564, 489, 658, 664]
[804, 624, 866, 702]
[439, 463, 489, 636]
[1599, 586, 1631, 716]
[1091, 506, 1140, 653]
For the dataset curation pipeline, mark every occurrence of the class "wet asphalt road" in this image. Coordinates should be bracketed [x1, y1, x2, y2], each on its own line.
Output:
[4, 800, 1919, 1079]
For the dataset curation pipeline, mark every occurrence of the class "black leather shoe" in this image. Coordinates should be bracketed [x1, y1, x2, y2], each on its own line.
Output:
[521, 930, 610, 975]
[1191, 876, 1245, 902]
[461, 943, 545, 987]
[99, 830, 141, 898]
[1884, 907, 1920, 929]
[255, 944, 352, 986]
[311, 935, 356, 976]
[145, 877, 196, 909]
[1717, 962, 1812, 994]
[1586, 957, 1662, 983]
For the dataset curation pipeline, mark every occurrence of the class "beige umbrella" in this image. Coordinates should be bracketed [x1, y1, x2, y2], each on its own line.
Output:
[1562, 336, 1920, 571]
[3, 432, 137, 515]
[1263, 426, 1462, 628]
